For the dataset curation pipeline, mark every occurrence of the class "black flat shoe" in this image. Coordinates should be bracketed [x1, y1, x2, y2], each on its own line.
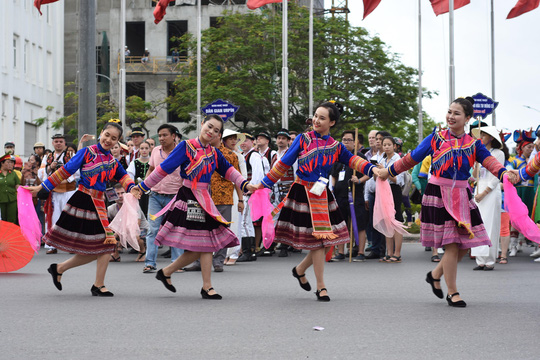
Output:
[91, 285, 114, 297]
[47, 264, 62, 291]
[292, 267, 311, 291]
[425, 271, 443, 299]
[446, 292, 467, 307]
[156, 269, 176, 293]
[473, 265, 485, 271]
[201, 287, 222, 300]
[315, 288, 330, 302]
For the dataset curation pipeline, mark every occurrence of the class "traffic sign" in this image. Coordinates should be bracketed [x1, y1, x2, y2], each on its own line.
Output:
[201, 99, 239, 121]
[472, 93, 498, 119]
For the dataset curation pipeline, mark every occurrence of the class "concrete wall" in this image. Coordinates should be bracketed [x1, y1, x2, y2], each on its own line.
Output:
[0, 0, 65, 158]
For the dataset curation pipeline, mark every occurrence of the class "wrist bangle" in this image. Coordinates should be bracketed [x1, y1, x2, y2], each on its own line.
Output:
[238, 200, 244, 203]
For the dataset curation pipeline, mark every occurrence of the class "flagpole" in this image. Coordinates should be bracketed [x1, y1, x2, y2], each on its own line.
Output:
[449, 0, 455, 103]
[309, 0, 314, 118]
[282, 1, 288, 129]
[119, 0, 126, 136]
[491, 0, 496, 126]
[197, 0, 202, 133]
[418, 0, 423, 145]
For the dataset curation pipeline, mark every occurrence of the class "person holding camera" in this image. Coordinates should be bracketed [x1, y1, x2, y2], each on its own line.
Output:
[43, 134, 79, 254]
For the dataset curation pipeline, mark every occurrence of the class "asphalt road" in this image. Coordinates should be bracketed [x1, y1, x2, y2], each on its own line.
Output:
[2, 243, 539, 360]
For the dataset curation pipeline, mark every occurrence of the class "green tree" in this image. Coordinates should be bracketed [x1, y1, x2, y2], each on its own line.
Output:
[37, 83, 161, 141]
[168, 4, 434, 139]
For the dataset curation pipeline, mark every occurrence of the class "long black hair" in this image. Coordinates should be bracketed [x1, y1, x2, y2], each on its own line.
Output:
[203, 115, 225, 134]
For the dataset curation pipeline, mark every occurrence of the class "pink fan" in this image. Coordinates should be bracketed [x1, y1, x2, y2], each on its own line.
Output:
[109, 193, 141, 251]
[17, 187, 42, 253]
[249, 188, 275, 248]
[373, 178, 410, 238]
[504, 175, 540, 243]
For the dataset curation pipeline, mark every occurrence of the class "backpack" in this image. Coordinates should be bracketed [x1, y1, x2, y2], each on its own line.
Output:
[401, 170, 413, 197]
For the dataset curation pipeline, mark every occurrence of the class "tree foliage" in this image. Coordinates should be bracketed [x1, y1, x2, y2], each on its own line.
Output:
[38, 82, 161, 141]
[168, 4, 436, 150]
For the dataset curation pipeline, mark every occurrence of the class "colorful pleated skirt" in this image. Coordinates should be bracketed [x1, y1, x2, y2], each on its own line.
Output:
[43, 190, 115, 255]
[155, 185, 239, 252]
[274, 183, 350, 250]
[420, 177, 490, 249]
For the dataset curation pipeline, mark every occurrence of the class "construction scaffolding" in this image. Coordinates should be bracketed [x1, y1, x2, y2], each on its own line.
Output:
[329, 0, 350, 21]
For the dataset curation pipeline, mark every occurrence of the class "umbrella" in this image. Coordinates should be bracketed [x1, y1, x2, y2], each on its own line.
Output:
[0, 221, 35, 272]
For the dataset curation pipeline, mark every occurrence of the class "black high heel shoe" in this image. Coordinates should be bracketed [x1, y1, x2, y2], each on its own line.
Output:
[91, 285, 114, 297]
[426, 271, 444, 299]
[156, 269, 176, 293]
[292, 267, 311, 291]
[315, 288, 330, 302]
[47, 264, 63, 291]
[446, 292, 467, 307]
[201, 287, 222, 300]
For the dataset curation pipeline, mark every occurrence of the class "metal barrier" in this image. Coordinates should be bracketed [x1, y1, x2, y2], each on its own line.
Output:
[119, 55, 188, 74]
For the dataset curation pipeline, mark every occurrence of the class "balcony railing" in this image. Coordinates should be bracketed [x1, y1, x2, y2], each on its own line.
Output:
[119, 55, 188, 74]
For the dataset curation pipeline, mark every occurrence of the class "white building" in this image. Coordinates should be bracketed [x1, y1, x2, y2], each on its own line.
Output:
[0, 0, 64, 158]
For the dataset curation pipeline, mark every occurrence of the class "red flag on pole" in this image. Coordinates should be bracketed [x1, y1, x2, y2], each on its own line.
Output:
[34, 0, 59, 16]
[429, 0, 470, 16]
[247, 0, 288, 10]
[153, 0, 174, 24]
[507, 0, 540, 19]
[363, 0, 382, 19]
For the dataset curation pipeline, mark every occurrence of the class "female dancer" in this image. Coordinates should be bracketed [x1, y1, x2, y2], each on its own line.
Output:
[471, 126, 505, 270]
[379, 136, 405, 263]
[253, 102, 379, 301]
[26, 122, 135, 297]
[379, 98, 513, 307]
[131, 115, 249, 300]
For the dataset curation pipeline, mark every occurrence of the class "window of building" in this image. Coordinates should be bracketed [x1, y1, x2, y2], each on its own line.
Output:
[167, 82, 190, 123]
[47, 51, 53, 91]
[210, 17, 224, 28]
[13, 35, 19, 69]
[126, 22, 145, 60]
[151, 0, 175, 6]
[24, 40, 28, 74]
[167, 21, 188, 58]
[126, 82, 145, 100]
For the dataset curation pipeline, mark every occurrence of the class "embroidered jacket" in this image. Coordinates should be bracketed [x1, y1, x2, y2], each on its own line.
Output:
[261, 131, 374, 188]
[42, 143, 135, 193]
[512, 156, 534, 186]
[138, 139, 248, 193]
[388, 129, 507, 181]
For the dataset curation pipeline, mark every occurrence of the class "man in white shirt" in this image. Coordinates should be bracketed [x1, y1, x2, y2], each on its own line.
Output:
[126, 127, 145, 165]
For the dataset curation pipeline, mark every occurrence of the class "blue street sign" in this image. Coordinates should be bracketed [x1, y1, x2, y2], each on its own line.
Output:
[472, 93, 498, 119]
[201, 99, 239, 121]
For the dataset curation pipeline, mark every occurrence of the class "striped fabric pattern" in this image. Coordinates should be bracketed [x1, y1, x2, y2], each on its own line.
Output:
[524, 152, 540, 180]
[349, 155, 373, 177]
[77, 185, 116, 244]
[420, 177, 490, 249]
[42, 167, 71, 191]
[263, 160, 290, 187]
[390, 153, 418, 177]
[296, 178, 337, 240]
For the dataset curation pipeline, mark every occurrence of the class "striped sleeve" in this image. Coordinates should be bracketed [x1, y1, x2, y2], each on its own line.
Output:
[388, 153, 419, 177]
[224, 167, 248, 192]
[521, 152, 540, 181]
[262, 160, 291, 188]
[41, 148, 86, 192]
[349, 155, 374, 177]
[481, 155, 507, 181]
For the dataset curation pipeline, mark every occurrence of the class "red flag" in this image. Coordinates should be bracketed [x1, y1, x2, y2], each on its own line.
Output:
[363, 0, 382, 19]
[34, 0, 59, 16]
[153, 0, 174, 25]
[247, 0, 288, 10]
[507, 0, 540, 19]
[429, 0, 470, 16]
